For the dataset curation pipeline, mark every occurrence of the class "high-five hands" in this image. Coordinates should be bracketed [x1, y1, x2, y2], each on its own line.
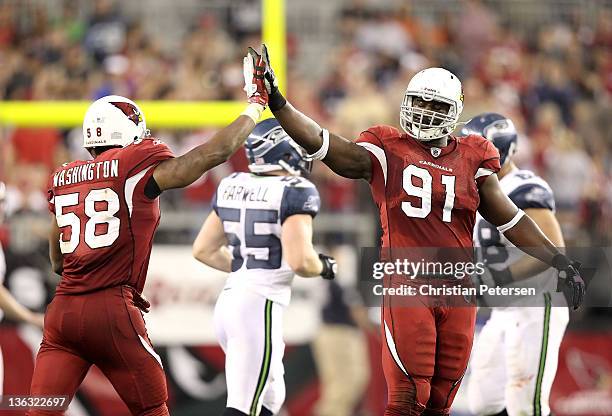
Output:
[243, 46, 268, 108]
[248, 44, 287, 111]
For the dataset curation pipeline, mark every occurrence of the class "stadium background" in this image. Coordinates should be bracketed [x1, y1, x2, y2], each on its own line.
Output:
[0, 0, 610, 415]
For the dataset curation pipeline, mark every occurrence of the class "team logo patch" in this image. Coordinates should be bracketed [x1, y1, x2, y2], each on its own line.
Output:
[110, 102, 142, 126]
[430, 147, 442, 158]
[303, 195, 320, 211]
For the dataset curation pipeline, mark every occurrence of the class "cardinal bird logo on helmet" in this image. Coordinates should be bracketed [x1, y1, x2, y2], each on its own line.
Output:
[110, 102, 142, 126]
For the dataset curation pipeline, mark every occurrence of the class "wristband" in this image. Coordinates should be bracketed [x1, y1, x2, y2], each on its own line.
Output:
[307, 129, 330, 161]
[497, 209, 525, 233]
[241, 103, 264, 124]
[268, 89, 287, 112]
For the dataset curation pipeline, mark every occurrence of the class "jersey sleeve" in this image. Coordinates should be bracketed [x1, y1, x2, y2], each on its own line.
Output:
[123, 138, 175, 199]
[508, 184, 555, 211]
[475, 138, 501, 186]
[355, 127, 388, 188]
[211, 190, 219, 214]
[280, 183, 320, 223]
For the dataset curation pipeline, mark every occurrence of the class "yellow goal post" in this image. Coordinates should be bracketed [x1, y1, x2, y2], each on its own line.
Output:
[0, 0, 285, 128]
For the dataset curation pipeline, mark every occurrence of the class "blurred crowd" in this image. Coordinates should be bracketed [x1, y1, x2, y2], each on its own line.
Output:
[0, 0, 611, 245]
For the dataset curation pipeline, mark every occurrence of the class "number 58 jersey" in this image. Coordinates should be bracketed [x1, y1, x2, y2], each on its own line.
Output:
[213, 172, 320, 306]
[356, 125, 501, 250]
[47, 138, 174, 295]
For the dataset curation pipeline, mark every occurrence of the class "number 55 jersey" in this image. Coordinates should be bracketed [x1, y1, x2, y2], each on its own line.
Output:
[356, 125, 501, 250]
[47, 138, 174, 295]
[212, 172, 320, 306]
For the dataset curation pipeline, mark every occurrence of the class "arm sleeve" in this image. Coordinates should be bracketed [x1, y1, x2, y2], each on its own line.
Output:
[476, 139, 501, 187]
[508, 184, 555, 211]
[280, 185, 320, 223]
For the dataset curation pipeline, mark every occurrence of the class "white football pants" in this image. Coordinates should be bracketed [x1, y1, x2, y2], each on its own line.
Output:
[468, 293, 569, 416]
[214, 288, 286, 416]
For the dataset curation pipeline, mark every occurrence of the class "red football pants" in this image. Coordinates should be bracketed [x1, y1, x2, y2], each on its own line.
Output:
[382, 299, 476, 416]
[28, 286, 169, 416]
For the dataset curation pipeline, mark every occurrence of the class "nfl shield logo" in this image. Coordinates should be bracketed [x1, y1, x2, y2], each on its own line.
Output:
[430, 147, 441, 157]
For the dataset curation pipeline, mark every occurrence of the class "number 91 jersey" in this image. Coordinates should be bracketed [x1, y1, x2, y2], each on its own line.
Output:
[356, 125, 501, 250]
[47, 138, 174, 295]
[213, 172, 320, 306]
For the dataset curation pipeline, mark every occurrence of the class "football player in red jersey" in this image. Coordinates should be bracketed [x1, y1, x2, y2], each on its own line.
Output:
[254, 45, 585, 416]
[28, 50, 269, 416]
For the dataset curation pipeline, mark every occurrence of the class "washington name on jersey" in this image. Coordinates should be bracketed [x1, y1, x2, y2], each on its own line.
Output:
[213, 172, 320, 306]
[48, 138, 174, 295]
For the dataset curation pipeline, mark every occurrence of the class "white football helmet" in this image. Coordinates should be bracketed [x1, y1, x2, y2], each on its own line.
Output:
[82, 95, 148, 148]
[400, 67, 464, 141]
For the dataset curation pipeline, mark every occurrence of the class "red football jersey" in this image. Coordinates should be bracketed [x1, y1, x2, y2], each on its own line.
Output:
[356, 125, 500, 249]
[47, 138, 174, 295]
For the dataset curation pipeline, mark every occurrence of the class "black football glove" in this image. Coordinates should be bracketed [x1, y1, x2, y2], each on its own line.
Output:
[261, 43, 287, 111]
[319, 253, 337, 280]
[553, 254, 586, 310]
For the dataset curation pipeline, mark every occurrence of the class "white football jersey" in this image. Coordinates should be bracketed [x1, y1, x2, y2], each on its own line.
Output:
[213, 172, 320, 306]
[474, 168, 560, 307]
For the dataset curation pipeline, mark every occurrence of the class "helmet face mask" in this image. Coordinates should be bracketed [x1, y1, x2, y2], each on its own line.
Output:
[82, 95, 148, 149]
[246, 119, 312, 176]
[400, 68, 464, 141]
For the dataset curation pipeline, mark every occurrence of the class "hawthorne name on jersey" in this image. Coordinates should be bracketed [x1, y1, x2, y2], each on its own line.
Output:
[53, 160, 119, 187]
[221, 184, 270, 202]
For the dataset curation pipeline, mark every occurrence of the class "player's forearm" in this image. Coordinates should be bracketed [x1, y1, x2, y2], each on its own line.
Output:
[505, 208, 565, 281]
[273, 103, 325, 153]
[289, 249, 323, 277]
[0, 286, 37, 324]
[506, 256, 551, 282]
[155, 113, 257, 190]
[274, 103, 371, 180]
[502, 216, 562, 266]
[193, 246, 232, 273]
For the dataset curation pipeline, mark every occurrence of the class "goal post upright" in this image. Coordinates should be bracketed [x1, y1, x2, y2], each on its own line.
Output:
[0, 0, 286, 128]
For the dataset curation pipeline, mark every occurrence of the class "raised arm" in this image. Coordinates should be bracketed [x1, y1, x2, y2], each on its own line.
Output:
[259, 45, 372, 181]
[153, 50, 269, 191]
[153, 114, 261, 191]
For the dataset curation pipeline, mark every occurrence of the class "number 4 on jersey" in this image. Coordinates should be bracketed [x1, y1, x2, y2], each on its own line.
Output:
[402, 164, 456, 223]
